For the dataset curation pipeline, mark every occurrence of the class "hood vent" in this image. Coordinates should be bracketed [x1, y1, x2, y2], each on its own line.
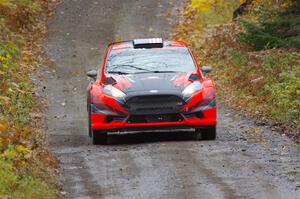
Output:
[188, 73, 200, 81]
[104, 77, 117, 85]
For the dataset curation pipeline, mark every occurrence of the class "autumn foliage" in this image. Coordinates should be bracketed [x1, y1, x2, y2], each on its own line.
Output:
[174, 0, 300, 140]
[0, 0, 59, 198]
[238, 0, 300, 50]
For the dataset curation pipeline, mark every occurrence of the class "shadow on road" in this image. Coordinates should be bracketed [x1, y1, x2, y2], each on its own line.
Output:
[106, 130, 198, 145]
[49, 130, 203, 148]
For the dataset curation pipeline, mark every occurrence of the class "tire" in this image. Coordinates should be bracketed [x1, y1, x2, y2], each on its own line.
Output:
[88, 103, 108, 145]
[92, 130, 108, 145]
[88, 104, 92, 138]
[195, 126, 216, 140]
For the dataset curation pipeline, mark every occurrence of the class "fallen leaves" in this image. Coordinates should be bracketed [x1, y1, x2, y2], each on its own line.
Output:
[0, 0, 60, 197]
[0, 120, 8, 133]
[174, 0, 300, 142]
[250, 76, 264, 83]
[0, 96, 10, 105]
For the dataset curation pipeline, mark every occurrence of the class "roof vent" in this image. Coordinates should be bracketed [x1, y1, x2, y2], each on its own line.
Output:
[133, 38, 163, 49]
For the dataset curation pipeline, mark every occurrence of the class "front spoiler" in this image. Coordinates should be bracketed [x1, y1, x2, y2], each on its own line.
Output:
[91, 108, 216, 132]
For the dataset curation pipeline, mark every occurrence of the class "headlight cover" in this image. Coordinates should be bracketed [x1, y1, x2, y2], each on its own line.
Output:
[103, 85, 126, 99]
[182, 81, 203, 98]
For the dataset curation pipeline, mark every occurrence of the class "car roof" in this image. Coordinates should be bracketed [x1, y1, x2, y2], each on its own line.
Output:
[109, 38, 188, 50]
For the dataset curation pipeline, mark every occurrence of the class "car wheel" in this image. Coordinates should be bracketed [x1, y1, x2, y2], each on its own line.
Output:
[92, 130, 108, 145]
[88, 104, 92, 138]
[195, 126, 216, 140]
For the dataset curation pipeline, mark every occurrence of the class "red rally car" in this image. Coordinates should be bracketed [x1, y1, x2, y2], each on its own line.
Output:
[87, 38, 217, 144]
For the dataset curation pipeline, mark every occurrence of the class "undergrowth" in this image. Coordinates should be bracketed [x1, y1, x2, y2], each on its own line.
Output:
[238, 0, 300, 50]
[0, 0, 59, 198]
[174, 0, 300, 140]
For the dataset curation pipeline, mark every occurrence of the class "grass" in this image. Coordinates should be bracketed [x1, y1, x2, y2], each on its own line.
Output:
[174, 0, 300, 141]
[0, 0, 59, 198]
[0, 156, 56, 198]
[212, 49, 300, 123]
[287, 171, 300, 176]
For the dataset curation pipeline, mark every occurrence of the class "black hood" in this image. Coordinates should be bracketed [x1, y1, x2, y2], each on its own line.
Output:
[121, 72, 185, 97]
[107, 72, 196, 114]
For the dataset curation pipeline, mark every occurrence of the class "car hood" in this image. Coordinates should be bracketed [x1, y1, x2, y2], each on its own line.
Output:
[107, 72, 194, 96]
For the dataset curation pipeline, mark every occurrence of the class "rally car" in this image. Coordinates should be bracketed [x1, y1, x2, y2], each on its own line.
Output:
[87, 38, 217, 144]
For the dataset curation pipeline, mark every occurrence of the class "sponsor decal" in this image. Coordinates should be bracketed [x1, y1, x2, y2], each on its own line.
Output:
[149, 90, 159, 93]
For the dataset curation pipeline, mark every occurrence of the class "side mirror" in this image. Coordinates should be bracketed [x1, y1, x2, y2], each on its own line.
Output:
[201, 66, 213, 76]
[87, 70, 97, 80]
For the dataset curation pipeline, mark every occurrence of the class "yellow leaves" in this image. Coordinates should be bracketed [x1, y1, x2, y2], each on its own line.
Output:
[15, 144, 30, 155]
[191, 0, 242, 12]
[3, 147, 17, 159]
[0, 1, 58, 196]
[0, 125, 37, 169]
[0, 55, 6, 62]
[0, 120, 9, 149]
[0, 137, 4, 148]
[0, 119, 37, 151]
[1, 144, 28, 160]
[0, 120, 9, 133]
[184, 0, 242, 36]
[0, 0, 10, 4]
[1, 144, 31, 169]
[0, 42, 17, 71]
[191, 0, 216, 12]
[281, 2, 290, 8]
[0, 0, 10, 6]
[0, 53, 12, 69]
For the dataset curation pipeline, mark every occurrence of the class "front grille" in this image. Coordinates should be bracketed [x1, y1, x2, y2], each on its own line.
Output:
[125, 95, 185, 115]
[127, 113, 183, 123]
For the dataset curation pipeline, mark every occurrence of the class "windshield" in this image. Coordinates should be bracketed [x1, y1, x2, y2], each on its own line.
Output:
[106, 47, 196, 74]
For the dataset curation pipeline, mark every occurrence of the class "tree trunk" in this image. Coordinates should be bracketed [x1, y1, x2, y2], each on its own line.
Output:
[233, 0, 254, 20]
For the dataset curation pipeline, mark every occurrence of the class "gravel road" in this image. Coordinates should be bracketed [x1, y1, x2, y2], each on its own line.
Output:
[43, 0, 300, 198]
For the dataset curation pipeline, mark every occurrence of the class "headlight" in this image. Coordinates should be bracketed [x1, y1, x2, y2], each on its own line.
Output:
[182, 81, 203, 97]
[103, 85, 126, 99]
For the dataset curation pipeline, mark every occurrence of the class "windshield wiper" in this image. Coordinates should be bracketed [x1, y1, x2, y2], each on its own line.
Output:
[134, 70, 178, 74]
[109, 64, 151, 72]
[107, 71, 130, 75]
[153, 71, 178, 73]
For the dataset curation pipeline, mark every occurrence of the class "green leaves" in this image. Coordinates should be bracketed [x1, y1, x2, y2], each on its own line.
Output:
[0, 41, 20, 69]
[269, 65, 300, 121]
[238, 0, 300, 50]
[0, 156, 56, 199]
[0, 40, 34, 125]
[190, 0, 241, 29]
[0, 1, 59, 198]
[0, 0, 40, 11]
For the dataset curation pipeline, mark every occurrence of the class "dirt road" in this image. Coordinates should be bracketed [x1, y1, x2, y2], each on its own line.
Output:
[43, 0, 300, 198]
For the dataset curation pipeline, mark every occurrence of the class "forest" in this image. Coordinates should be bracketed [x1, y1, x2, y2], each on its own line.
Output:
[175, 0, 300, 140]
[0, 0, 299, 198]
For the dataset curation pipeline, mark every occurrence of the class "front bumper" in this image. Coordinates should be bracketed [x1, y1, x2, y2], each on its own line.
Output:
[91, 108, 216, 132]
